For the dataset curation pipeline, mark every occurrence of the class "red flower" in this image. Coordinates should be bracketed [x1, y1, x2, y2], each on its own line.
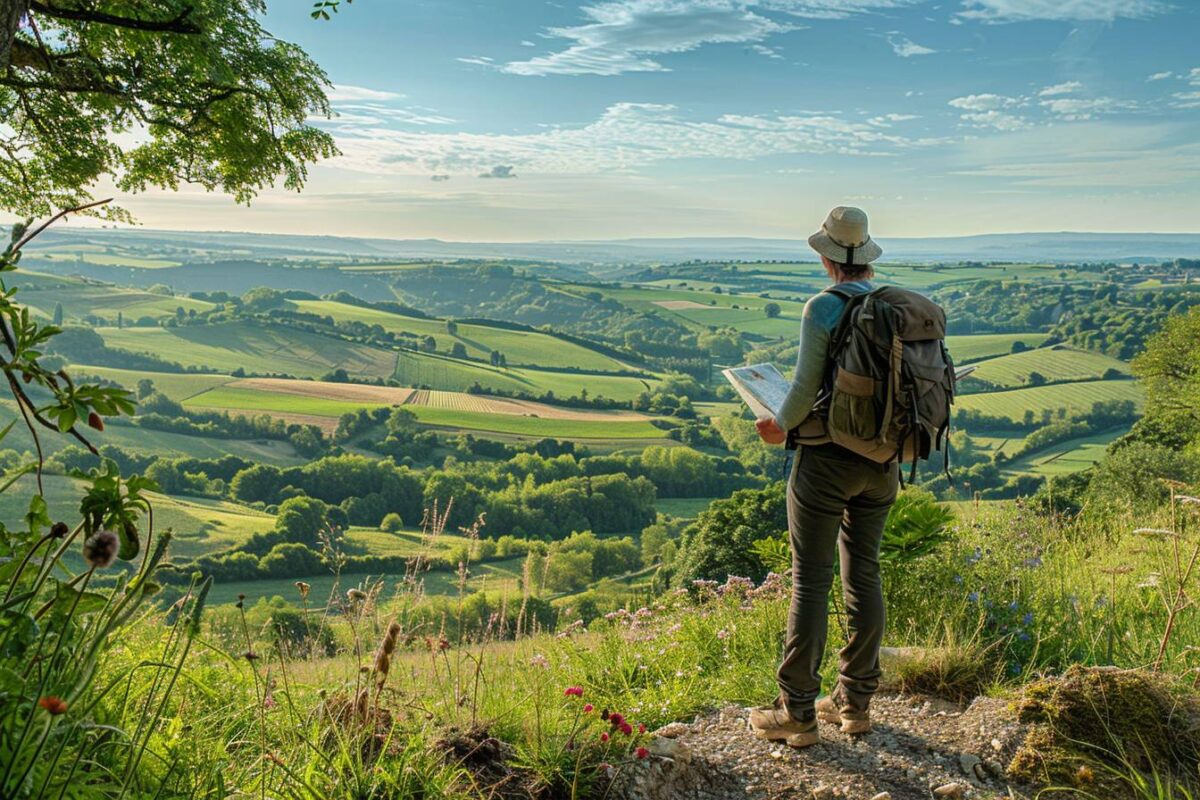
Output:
[564, 686, 584, 697]
[38, 696, 67, 715]
[636, 747, 649, 760]
[638, 723, 647, 734]
[600, 732, 609, 743]
[608, 712, 625, 727]
[583, 703, 594, 713]
[619, 722, 633, 736]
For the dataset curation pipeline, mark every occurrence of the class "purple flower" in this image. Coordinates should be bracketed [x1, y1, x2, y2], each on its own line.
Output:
[967, 592, 979, 603]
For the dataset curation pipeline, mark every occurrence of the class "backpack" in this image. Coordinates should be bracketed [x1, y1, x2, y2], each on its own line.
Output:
[821, 284, 956, 483]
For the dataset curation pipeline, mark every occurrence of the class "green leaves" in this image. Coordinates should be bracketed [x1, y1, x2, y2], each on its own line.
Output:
[76, 461, 160, 563]
[311, 0, 352, 20]
[881, 489, 956, 565]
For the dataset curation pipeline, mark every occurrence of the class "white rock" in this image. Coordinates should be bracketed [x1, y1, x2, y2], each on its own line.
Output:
[810, 785, 833, 800]
[870, 793, 892, 800]
[933, 783, 965, 798]
[991, 737, 1003, 752]
[654, 722, 689, 739]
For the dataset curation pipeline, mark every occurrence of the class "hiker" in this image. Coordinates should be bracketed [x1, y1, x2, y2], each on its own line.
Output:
[748, 206, 954, 749]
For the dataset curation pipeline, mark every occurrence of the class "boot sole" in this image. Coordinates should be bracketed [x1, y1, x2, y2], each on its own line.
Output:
[786, 731, 820, 748]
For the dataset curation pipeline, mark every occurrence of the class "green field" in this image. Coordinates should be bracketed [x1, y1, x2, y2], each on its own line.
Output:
[184, 385, 669, 440]
[96, 320, 399, 379]
[1004, 428, 1127, 476]
[655, 497, 717, 520]
[956, 379, 1143, 422]
[393, 350, 656, 401]
[293, 299, 636, 372]
[72, 365, 234, 401]
[946, 333, 1051, 363]
[967, 347, 1129, 389]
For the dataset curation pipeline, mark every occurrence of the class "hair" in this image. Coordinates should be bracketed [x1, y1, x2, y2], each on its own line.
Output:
[825, 258, 875, 281]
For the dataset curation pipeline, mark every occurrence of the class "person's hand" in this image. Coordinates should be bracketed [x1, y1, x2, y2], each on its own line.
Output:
[756, 417, 787, 445]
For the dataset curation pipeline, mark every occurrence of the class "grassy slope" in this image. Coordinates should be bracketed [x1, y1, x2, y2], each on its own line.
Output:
[96, 321, 398, 379]
[956, 379, 1144, 422]
[72, 365, 234, 401]
[293, 299, 634, 372]
[393, 350, 656, 401]
[184, 386, 668, 439]
[946, 333, 1051, 363]
[968, 347, 1129, 389]
[20, 284, 213, 321]
[1003, 428, 1128, 476]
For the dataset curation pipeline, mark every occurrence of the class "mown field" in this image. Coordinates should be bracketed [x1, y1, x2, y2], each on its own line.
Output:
[966, 346, 1129, 389]
[96, 320, 399, 379]
[1003, 428, 1128, 476]
[292, 299, 636, 372]
[393, 349, 656, 401]
[945, 333, 1051, 363]
[74, 365, 234, 401]
[21, 283, 214, 321]
[955, 379, 1144, 421]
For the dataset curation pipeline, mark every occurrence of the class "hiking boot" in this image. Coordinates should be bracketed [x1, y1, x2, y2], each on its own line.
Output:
[748, 703, 817, 743]
[815, 695, 871, 735]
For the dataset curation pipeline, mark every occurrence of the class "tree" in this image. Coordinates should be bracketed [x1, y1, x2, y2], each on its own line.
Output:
[673, 482, 786, 585]
[0, 0, 337, 219]
[450, 342, 468, 359]
[136, 379, 155, 399]
[1027, 371, 1046, 386]
[764, 302, 781, 319]
[446, 320, 458, 336]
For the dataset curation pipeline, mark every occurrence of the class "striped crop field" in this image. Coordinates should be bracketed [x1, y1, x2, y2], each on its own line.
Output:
[71, 365, 235, 402]
[967, 347, 1129, 389]
[955, 379, 1143, 422]
[406, 389, 651, 421]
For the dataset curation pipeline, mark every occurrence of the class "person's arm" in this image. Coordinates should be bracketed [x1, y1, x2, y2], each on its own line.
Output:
[773, 294, 842, 432]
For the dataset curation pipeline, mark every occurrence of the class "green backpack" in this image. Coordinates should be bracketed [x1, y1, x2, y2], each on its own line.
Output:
[822, 284, 956, 482]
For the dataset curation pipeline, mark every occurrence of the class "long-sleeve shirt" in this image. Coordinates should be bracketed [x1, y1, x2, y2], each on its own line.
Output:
[774, 280, 873, 431]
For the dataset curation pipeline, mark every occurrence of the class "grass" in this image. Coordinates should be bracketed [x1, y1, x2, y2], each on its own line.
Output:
[654, 496, 718, 520]
[71, 364, 234, 401]
[1004, 428, 1128, 476]
[968, 347, 1129, 389]
[393, 349, 656, 401]
[293, 299, 636, 372]
[955, 379, 1144, 422]
[946, 333, 1052, 363]
[97, 320, 399, 379]
[20, 285, 212, 321]
[184, 385, 669, 439]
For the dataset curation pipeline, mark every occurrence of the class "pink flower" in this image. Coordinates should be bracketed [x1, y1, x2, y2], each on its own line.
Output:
[619, 722, 633, 736]
[600, 732, 609, 743]
[564, 686, 584, 697]
[583, 703, 594, 713]
[608, 712, 625, 727]
[636, 747, 649, 760]
[638, 723, 647, 734]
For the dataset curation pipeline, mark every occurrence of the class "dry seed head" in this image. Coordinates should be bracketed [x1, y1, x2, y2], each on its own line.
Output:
[295, 581, 311, 599]
[1134, 528, 1180, 539]
[82, 529, 119, 569]
[1098, 565, 1134, 576]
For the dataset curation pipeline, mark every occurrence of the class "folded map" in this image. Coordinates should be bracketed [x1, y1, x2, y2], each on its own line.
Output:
[723, 362, 977, 420]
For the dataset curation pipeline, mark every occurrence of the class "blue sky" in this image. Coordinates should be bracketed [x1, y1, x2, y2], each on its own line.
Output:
[114, 0, 1200, 240]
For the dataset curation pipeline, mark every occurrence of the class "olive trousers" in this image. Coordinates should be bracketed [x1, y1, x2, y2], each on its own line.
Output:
[777, 443, 899, 719]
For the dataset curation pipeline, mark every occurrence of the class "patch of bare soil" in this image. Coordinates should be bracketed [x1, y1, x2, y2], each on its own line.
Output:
[230, 377, 415, 404]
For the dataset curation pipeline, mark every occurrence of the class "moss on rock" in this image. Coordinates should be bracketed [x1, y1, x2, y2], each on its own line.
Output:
[1008, 665, 1200, 797]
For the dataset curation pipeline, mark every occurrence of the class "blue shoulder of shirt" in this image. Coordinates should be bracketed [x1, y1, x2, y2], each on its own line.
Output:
[802, 280, 873, 331]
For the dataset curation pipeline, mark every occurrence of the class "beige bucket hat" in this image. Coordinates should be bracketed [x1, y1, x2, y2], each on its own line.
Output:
[808, 206, 883, 266]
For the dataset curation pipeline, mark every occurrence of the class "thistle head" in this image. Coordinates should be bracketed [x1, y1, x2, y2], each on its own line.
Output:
[82, 529, 119, 569]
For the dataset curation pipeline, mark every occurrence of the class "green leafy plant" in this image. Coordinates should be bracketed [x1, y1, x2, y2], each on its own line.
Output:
[880, 488, 956, 565]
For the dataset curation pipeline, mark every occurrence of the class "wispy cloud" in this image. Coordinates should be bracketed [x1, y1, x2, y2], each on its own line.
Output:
[1038, 80, 1082, 96]
[1147, 70, 1175, 82]
[948, 93, 1019, 111]
[479, 165, 519, 179]
[1172, 68, 1200, 108]
[957, 0, 1171, 23]
[1038, 95, 1134, 120]
[500, 0, 792, 77]
[324, 102, 938, 177]
[327, 85, 403, 102]
[887, 32, 935, 57]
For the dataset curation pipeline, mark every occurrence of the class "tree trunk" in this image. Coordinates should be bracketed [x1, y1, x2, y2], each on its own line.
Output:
[0, 0, 29, 71]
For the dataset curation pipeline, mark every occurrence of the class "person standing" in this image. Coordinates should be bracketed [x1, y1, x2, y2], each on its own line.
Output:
[749, 206, 899, 748]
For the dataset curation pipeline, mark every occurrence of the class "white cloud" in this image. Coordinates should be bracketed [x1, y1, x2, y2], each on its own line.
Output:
[958, 0, 1170, 23]
[960, 110, 1029, 130]
[887, 32, 935, 57]
[948, 93, 1018, 111]
[479, 165, 519, 179]
[323, 102, 938, 177]
[869, 113, 920, 125]
[752, 43, 784, 59]
[1038, 95, 1133, 120]
[327, 85, 403, 102]
[759, 0, 919, 17]
[500, 0, 792, 77]
[1038, 80, 1082, 96]
[1146, 71, 1174, 82]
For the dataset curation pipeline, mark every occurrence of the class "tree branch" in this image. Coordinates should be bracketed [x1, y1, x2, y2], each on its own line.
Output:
[28, 1, 201, 34]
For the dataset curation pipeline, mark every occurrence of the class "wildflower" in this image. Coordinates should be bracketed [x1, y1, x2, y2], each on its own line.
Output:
[295, 581, 311, 600]
[82, 529, 119, 569]
[49, 521, 69, 539]
[967, 592, 979, 603]
[638, 723, 647, 734]
[583, 703, 594, 713]
[1076, 765, 1095, 785]
[1138, 573, 1161, 589]
[564, 686, 584, 697]
[608, 712, 625, 727]
[1023, 556, 1043, 569]
[530, 654, 549, 669]
[87, 411, 104, 431]
[347, 588, 368, 603]
[716, 629, 729, 641]
[600, 732, 609, 743]
[1008, 600, 1019, 612]
[636, 747, 649, 759]
[38, 696, 67, 715]
[619, 722, 633, 736]
[244, 651, 259, 661]
[263, 690, 276, 710]
[1022, 612, 1034, 626]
